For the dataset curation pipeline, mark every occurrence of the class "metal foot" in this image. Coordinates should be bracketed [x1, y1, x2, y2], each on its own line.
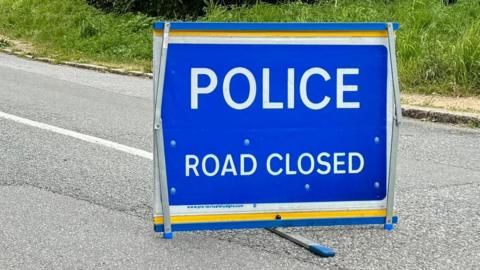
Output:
[268, 228, 335, 257]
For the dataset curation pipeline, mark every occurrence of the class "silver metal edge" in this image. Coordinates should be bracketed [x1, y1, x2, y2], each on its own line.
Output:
[153, 22, 172, 234]
[385, 22, 402, 226]
[153, 33, 162, 217]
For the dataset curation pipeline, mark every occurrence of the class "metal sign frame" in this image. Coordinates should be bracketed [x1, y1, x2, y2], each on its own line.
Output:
[153, 22, 401, 238]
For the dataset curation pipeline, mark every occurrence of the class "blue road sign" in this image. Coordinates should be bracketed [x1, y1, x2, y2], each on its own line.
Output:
[152, 22, 401, 236]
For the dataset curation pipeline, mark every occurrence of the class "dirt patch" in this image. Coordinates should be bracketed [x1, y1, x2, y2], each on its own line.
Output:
[402, 93, 480, 115]
[0, 37, 11, 48]
[0, 34, 34, 54]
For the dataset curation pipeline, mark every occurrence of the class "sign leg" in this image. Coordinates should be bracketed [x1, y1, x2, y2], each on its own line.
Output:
[385, 22, 402, 230]
[268, 228, 335, 257]
[153, 22, 173, 238]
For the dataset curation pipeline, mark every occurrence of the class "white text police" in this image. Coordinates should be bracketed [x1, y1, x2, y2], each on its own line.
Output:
[191, 67, 360, 110]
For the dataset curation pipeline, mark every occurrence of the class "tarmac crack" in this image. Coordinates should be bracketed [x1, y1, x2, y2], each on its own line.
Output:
[428, 159, 480, 172]
[405, 156, 480, 173]
[0, 181, 152, 221]
[399, 181, 480, 192]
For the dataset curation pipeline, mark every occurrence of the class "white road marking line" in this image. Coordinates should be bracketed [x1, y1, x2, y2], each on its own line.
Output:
[0, 110, 153, 160]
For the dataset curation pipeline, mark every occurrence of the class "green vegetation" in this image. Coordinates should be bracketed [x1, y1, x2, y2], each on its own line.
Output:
[0, 0, 478, 96]
[85, 0, 205, 18]
[85, 0, 277, 18]
[204, 0, 480, 96]
[0, 0, 155, 71]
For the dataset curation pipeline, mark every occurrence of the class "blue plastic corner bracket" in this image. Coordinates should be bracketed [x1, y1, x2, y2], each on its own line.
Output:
[384, 223, 394, 231]
[163, 232, 173, 239]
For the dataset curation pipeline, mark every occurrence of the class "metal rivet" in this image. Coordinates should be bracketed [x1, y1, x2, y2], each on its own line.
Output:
[170, 140, 176, 147]
[305, 184, 310, 190]
[374, 137, 380, 144]
[244, 139, 250, 146]
[170, 187, 176, 194]
[374, 182, 380, 189]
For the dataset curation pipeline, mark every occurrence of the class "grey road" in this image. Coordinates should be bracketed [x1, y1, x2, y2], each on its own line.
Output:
[0, 53, 479, 269]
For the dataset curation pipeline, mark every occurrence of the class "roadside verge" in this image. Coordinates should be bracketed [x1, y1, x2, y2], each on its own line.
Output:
[402, 105, 480, 128]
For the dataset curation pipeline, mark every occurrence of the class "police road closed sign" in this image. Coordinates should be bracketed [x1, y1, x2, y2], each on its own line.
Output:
[152, 22, 401, 237]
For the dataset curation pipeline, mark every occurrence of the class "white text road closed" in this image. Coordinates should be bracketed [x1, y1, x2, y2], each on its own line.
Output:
[185, 152, 365, 177]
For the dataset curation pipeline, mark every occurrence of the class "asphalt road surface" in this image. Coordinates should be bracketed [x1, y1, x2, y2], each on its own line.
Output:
[0, 53, 479, 269]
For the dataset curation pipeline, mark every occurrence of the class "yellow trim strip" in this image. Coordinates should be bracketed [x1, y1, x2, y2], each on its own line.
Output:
[154, 30, 387, 37]
[153, 209, 386, 224]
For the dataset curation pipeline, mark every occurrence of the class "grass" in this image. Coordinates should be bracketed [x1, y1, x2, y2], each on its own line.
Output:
[0, 0, 156, 72]
[204, 0, 480, 96]
[0, 0, 479, 96]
